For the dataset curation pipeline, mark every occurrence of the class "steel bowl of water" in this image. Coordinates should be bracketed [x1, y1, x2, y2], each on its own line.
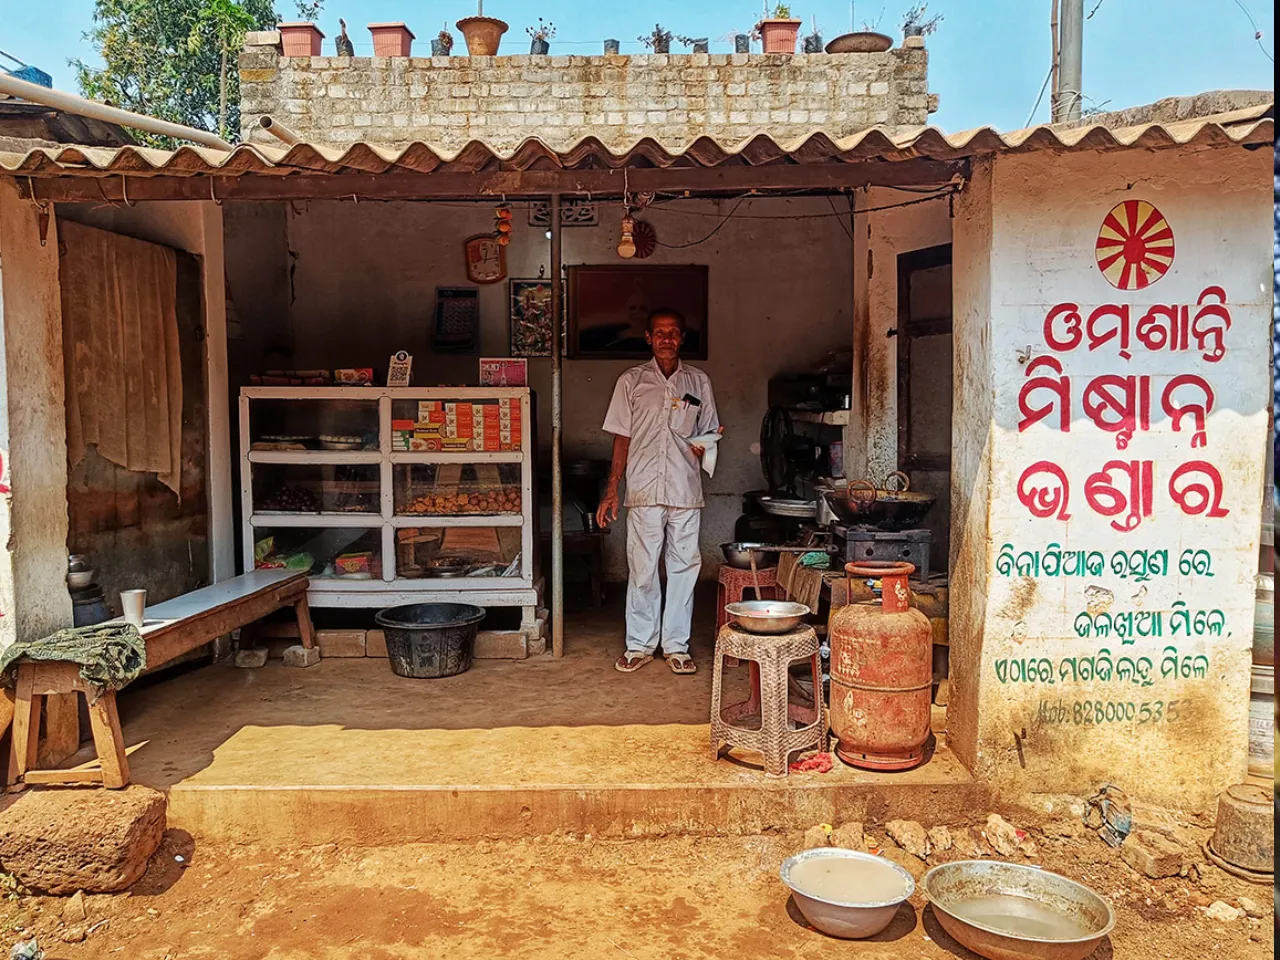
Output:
[922, 861, 1115, 960]
[724, 600, 810, 634]
[780, 848, 915, 939]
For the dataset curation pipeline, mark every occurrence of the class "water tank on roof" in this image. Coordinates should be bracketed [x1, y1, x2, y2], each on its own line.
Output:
[8, 65, 51, 88]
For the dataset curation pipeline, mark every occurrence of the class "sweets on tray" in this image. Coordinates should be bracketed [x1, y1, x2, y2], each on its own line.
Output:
[401, 487, 522, 516]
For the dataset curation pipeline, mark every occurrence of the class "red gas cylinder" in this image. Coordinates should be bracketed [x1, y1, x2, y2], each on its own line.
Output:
[828, 561, 933, 771]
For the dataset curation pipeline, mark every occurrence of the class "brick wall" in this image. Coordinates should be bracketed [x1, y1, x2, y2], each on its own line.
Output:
[239, 37, 935, 150]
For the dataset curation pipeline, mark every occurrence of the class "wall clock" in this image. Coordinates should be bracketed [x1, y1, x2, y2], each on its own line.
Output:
[464, 234, 507, 284]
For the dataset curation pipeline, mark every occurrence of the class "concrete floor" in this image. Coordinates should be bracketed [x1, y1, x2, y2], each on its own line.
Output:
[69, 588, 983, 844]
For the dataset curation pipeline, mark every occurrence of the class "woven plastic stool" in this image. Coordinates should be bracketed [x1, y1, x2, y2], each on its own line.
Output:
[716, 565, 780, 632]
[709, 623, 826, 778]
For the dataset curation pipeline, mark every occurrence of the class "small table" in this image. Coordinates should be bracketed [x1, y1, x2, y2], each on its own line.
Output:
[7, 570, 313, 789]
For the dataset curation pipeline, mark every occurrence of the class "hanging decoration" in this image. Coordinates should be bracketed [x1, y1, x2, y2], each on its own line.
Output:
[493, 203, 513, 246]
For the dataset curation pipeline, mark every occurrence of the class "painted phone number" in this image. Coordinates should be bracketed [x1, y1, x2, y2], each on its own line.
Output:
[1037, 699, 1183, 726]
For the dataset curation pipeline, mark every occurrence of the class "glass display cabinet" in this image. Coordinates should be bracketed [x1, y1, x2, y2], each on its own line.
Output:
[240, 387, 537, 617]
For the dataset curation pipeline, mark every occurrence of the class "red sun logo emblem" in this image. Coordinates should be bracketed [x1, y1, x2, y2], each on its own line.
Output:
[1095, 199, 1175, 290]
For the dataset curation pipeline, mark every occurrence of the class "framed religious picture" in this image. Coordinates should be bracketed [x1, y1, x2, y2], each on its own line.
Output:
[463, 234, 506, 284]
[509, 278, 560, 358]
[566, 264, 708, 360]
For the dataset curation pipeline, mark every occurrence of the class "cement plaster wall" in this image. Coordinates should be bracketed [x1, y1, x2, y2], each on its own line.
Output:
[226, 196, 855, 580]
[947, 146, 1272, 808]
[0, 181, 72, 644]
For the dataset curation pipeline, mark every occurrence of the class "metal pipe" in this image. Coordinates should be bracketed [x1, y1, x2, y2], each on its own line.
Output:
[0, 72, 234, 150]
[1058, 0, 1084, 122]
[258, 116, 301, 145]
[550, 192, 565, 658]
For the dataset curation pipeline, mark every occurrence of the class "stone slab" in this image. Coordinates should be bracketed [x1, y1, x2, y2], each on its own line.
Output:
[365, 628, 388, 658]
[317, 629, 366, 658]
[474, 630, 528, 660]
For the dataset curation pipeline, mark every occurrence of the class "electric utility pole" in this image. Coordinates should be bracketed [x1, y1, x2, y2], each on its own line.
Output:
[1056, 0, 1084, 121]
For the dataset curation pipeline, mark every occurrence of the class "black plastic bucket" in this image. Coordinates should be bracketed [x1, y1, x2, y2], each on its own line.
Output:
[374, 603, 486, 679]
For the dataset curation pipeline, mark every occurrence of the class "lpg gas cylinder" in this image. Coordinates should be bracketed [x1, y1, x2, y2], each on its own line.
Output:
[828, 561, 932, 770]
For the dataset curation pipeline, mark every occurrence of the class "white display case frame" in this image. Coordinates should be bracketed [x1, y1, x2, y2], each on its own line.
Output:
[240, 387, 538, 616]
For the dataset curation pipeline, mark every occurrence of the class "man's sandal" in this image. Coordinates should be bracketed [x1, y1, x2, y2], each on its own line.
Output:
[614, 653, 653, 673]
[667, 653, 697, 675]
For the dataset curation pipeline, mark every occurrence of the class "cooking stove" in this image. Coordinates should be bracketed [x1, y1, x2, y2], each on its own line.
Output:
[830, 524, 931, 583]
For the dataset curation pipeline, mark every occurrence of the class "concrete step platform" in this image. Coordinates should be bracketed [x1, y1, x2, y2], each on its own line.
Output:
[70, 654, 983, 846]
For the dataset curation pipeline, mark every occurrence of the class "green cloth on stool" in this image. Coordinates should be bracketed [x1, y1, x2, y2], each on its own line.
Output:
[0, 622, 146, 699]
[798, 551, 830, 569]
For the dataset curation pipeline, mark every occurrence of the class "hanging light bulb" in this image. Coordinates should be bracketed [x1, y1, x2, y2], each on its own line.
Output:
[617, 213, 637, 259]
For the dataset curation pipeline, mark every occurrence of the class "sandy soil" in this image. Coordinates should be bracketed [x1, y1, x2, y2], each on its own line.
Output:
[1, 814, 1272, 960]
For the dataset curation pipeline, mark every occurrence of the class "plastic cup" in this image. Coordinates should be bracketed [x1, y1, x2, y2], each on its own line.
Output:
[120, 589, 146, 628]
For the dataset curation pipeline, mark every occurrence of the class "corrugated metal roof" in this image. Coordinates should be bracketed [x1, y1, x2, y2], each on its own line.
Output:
[0, 103, 1270, 179]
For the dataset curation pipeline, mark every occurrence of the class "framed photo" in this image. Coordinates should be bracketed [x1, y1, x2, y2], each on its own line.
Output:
[464, 234, 506, 284]
[566, 264, 708, 360]
[433, 287, 479, 353]
[509, 279, 557, 358]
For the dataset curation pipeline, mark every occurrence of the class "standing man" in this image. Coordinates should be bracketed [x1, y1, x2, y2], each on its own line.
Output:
[596, 309, 720, 675]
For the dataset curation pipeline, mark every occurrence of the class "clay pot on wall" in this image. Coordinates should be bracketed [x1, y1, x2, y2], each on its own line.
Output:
[369, 22, 414, 57]
[431, 37, 452, 56]
[457, 16, 509, 55]
[279, 22, 324, 57]
[733, 33, 751, 53]
[757, 18, 801, 53]
[603, 38, 621, 55]
[530, 37, 550, 55]
[824, 31, 893, 53]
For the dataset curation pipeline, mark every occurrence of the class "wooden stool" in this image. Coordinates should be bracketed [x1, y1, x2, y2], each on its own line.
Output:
[716, 565, 780, 631]
[709, 623, 826, 778]
[9, 663, 128, 788]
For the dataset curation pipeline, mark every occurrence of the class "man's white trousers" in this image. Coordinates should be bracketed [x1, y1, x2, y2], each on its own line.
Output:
[624, 505, 701, 656]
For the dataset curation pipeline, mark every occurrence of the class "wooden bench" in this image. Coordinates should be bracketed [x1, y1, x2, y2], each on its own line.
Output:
[6, 570, 314, 789]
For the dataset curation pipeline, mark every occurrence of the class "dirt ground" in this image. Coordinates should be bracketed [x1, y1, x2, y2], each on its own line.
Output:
[1, 809, 1272, 960]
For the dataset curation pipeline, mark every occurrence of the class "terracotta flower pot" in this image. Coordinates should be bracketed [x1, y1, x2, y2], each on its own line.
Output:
[456, 16, 508, 56]
[279, 22, 324, 58]
[758, 18, 801, 54]
[369, 22, 414, 57]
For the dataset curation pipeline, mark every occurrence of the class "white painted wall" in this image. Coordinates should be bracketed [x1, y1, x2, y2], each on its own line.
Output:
[252, 196, 856, 580]
[0, 181, 72, 644]
[849, 188, 953, 482]
[948, 146, 1272, 808]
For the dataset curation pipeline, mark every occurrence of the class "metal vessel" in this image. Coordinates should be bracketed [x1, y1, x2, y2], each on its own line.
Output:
[828, 560, 932, 770]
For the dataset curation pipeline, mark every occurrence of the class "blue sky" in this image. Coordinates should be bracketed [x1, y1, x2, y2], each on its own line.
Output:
[1, 0, 1274, 131]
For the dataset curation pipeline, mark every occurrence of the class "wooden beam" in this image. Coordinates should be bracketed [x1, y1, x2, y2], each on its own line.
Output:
[19, 159, 967, 203]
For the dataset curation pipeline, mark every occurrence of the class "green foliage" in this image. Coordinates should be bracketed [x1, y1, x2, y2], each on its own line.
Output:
[72, 0, 277, 147]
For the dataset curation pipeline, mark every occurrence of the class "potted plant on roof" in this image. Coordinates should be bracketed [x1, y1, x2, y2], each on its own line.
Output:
[432, 25, 454, 57]
[802, 18, 823, 53]
[457, 0, 508, 56]
[756, 3, 801, 53]
[527, 18, 555, 55]
[677, 34, 710, 53]
[901, 3, 943, 39]
[638, 24, 673, 54]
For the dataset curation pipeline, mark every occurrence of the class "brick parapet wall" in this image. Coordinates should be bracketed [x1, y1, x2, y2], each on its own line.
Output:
[239, 44, 934, 150]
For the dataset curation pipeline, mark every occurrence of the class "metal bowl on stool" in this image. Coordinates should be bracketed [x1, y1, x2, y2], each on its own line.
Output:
[720, 542, 779, 570]
[724, 600, 809, 634]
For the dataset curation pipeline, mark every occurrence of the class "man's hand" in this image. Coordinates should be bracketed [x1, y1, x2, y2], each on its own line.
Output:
[596, 489, 620, 528]
[690, 426, 723, 461]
